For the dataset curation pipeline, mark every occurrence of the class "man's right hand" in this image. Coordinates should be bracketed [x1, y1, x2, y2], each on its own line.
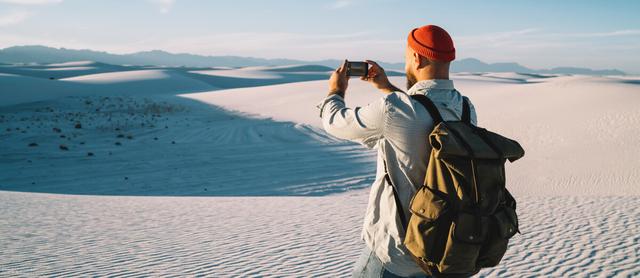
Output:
[361, 60, 402, 94]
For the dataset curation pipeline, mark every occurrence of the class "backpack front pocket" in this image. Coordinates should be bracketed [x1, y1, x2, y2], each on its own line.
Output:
[405, 185, 452, 267]
[475, 206, 518, 268]
[409, 186, 449, 221]
[438, 211, 490, 274]
[451, 212, 489, 244]
[494, 206, 519, 239]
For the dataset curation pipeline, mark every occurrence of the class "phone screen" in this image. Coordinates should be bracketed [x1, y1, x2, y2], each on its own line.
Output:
[347, 61, 368, 77]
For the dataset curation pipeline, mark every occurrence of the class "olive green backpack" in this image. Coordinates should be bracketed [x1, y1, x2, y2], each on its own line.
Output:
[392, 95, 525, 277]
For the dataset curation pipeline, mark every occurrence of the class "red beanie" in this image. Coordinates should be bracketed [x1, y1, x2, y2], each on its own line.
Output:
[407, 25, 455, 62]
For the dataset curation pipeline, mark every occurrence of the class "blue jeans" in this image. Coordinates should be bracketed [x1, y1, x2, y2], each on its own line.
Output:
[351, 246, 431, 278]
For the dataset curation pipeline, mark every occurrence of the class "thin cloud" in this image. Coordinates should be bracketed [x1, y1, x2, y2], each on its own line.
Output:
[0, 10, 32, 27]
[328, 0, 352, 9]
[457, 28, 640, 49]
[456, 28, 541, 46]
[562, 29, 640, 38]
[0, 0, 62, 4]
[148, 0, 175, 14]
[453, 28, 640, 73]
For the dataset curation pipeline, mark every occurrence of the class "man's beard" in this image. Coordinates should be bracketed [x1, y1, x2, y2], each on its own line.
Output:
[406, 71, 417, 91]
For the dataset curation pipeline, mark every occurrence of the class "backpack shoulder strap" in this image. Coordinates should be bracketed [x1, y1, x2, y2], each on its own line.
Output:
[410, 94, 443, 125]
[383, 159, 408, 233]
[462, 96, 471, 125]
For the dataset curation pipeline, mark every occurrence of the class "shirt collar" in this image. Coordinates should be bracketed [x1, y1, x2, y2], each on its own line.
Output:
[407, 79, 454, 95]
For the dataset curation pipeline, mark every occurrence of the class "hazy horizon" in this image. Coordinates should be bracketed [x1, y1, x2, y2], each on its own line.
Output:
[0, 0, 639, 73]
[0, 44, 632, 76]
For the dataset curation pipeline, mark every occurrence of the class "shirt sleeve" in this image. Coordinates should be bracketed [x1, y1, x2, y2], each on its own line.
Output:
[316, 94, 385, 149]
[467, 98, 479, 126]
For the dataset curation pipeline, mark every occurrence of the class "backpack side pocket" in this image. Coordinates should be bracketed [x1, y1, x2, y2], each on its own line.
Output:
[404, 185, 452, 272]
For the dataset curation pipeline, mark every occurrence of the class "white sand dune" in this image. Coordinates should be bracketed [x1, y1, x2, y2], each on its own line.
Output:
[0, 71, 216, 107]
[0, 93, 374, 196]
[260, 64, 334, 72]
[191, 69, 283, 79]
[1, 62, 639, 277]
[1, 191, 638, 277]
[62, 69, 173, 82]
[0, 61, 130, 80]
[0, 61, 333, 106]
[47, 61, 100, 67]
[184, 74, 640, 197]
[41, 66, 96, 71]
[58, 69, 220, 95]
[186, 69, 330, 89]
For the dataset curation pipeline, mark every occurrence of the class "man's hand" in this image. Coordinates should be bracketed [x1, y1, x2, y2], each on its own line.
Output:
[361, 60, 402, 94]
[328, 60, 349, 97]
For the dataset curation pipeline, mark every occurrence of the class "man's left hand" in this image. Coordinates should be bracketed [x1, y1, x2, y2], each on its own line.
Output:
[328, 60, 349, 97]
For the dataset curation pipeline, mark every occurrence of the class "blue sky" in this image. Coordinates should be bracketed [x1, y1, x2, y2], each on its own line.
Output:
[0, 0, 639, 73]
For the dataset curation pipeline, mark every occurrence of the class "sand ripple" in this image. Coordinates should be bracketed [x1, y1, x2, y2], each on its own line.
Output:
[1, 192, 638, 277]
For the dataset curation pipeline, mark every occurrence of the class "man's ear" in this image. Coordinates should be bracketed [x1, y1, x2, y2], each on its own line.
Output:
[412, 52, 426, 70]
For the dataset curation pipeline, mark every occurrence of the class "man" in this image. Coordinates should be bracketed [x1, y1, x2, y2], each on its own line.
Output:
[317, 25, 478, 277]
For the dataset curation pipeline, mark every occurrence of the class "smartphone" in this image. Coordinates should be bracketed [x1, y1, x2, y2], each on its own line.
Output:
[346, 61, 368, 77]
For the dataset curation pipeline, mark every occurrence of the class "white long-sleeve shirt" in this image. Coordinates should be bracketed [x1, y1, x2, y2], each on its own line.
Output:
[317, 79, 477, 276]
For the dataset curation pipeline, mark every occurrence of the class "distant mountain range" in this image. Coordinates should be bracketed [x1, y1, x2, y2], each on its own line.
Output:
[0, 45, 625, 76]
